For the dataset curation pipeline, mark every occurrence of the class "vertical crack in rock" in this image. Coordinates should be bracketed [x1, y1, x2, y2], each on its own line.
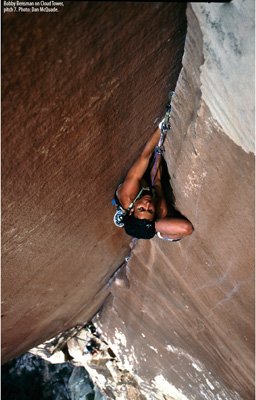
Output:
[2, 1, 254, 400]
[107, 238, 139, 291]
[92, 3, 254, 400]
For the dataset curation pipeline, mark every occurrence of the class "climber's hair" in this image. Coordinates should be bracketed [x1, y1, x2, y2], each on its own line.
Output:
[123, 214, 156, 239]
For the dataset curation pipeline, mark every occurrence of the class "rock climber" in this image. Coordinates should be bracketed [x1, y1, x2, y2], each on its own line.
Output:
[113, 123, 194, 241]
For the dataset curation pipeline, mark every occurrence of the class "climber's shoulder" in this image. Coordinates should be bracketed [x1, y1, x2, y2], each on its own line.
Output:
[117, 179, 140, 210]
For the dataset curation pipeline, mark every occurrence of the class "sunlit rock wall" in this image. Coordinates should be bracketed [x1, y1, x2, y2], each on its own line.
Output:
[2, 2, 187, 363]
[95, 1, 255, 399]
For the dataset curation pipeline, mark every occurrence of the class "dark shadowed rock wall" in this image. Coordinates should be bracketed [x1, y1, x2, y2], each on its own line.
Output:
[2, 2, 187, 363]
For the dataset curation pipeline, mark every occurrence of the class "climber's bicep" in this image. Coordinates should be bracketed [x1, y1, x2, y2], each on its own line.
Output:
[117, 178, 140, 209]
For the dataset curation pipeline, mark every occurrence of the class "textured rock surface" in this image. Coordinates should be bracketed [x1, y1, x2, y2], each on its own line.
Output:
[2, 2, 187, 363]
[192, 1, 255, 154]
[2, 1, 255, 399]
[94, 1, 255, 399]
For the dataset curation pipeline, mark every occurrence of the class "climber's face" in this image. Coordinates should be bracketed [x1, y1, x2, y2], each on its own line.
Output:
[133, 195, 155, 221]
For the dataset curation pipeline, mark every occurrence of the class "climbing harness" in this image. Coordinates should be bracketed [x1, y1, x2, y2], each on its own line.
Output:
[113, 91, 175, 228]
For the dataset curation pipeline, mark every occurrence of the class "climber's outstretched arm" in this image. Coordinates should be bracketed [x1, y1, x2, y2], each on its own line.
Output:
[117, 128, 161, 208]
[125, 127, 161, 181]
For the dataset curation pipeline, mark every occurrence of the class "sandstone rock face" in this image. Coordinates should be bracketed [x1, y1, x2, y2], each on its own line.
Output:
[94, 1, 255, 399]
[2, 1, 254, 399]
[192, 0, 255, 154]
[2, 2, 187, 363]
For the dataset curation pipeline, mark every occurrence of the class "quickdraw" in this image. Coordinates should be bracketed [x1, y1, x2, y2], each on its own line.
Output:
[113, 91, 175, 228]
[151, 91, 175, 185]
